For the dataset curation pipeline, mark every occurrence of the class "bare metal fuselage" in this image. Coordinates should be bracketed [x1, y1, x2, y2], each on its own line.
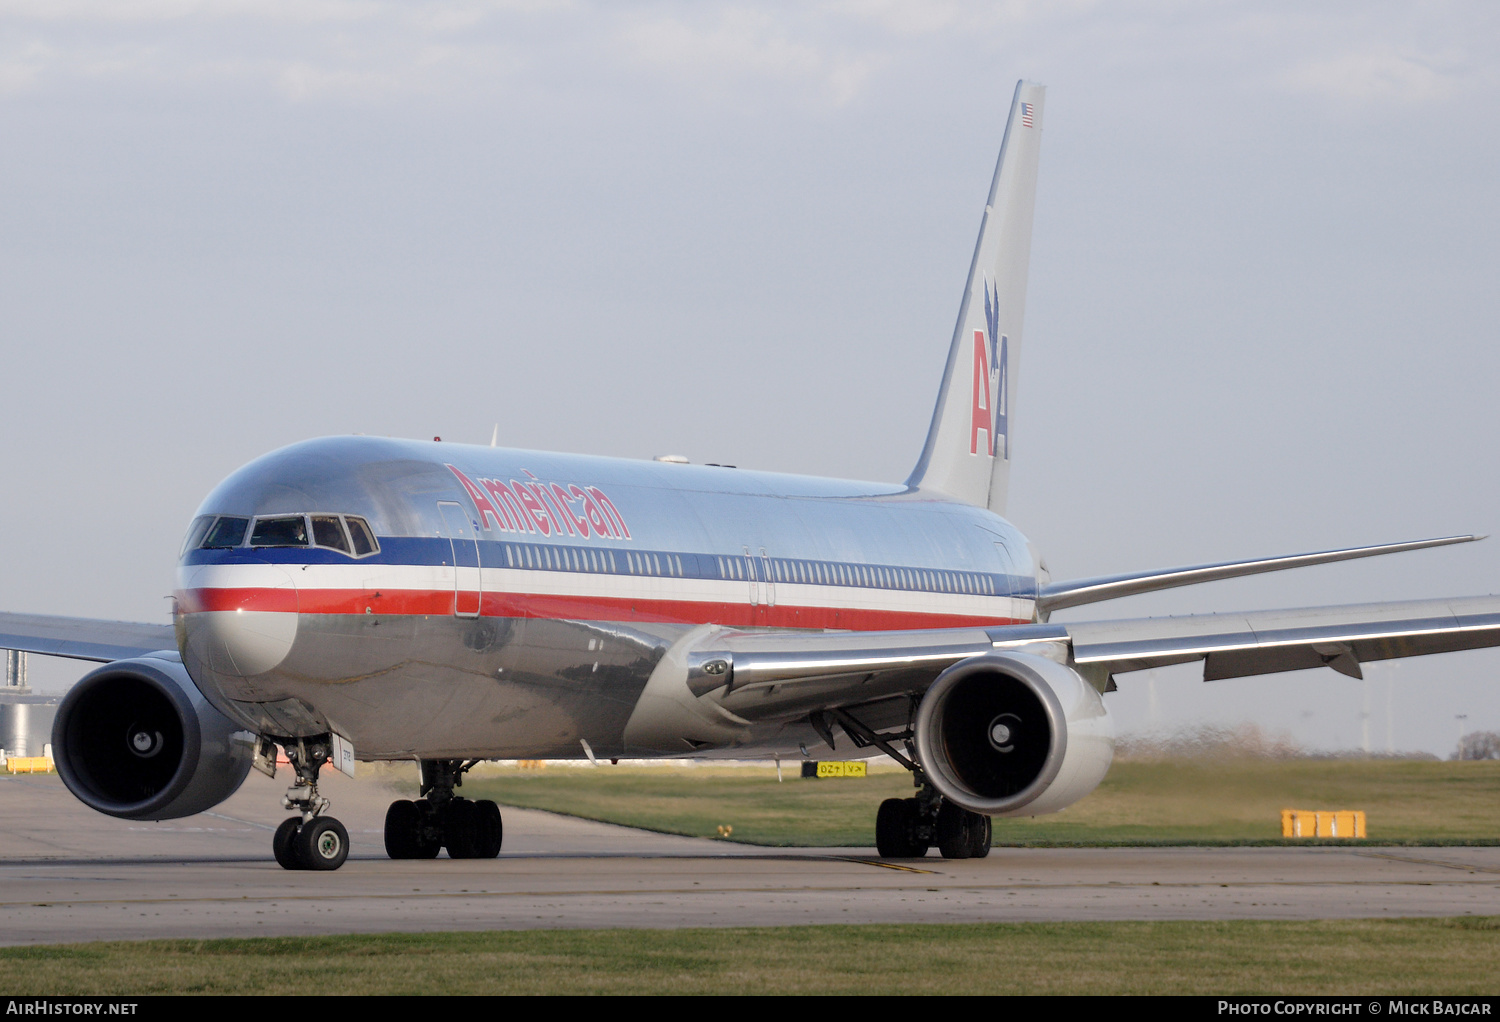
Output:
[175, 435, 1039, 760]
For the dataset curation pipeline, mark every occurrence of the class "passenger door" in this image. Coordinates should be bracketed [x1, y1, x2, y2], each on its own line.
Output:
[743, 545, 776, 622]
[438, 501, 483, 618]
[743, 546, 759, 608]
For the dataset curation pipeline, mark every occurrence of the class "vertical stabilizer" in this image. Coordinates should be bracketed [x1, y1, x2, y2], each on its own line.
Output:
[906, 81, 1043, 513]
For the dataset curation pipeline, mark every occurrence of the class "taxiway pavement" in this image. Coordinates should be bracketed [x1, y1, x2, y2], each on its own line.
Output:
[2, 770, 1497, 945]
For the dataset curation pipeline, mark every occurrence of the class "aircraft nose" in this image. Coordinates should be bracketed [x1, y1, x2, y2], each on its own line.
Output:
[177, 563, 299, 678]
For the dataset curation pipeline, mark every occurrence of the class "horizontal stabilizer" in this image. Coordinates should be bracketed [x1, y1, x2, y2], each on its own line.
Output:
[1037, 535, 1481, 615]
[0, 612, 176, 663]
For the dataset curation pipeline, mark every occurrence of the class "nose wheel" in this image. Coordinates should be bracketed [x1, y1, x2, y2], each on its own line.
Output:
[271, 736, 351, 871]
[273, 815, 351, 871]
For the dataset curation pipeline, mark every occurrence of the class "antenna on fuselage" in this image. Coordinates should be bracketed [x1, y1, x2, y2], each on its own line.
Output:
[490, 424, 499, 447]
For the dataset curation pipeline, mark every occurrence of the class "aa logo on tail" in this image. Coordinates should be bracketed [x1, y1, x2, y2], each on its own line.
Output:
[968, 279, 1009, 459]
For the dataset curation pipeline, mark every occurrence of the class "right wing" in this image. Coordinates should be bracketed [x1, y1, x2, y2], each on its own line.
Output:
[0, 611, 176, 663]
[1065, 595, 1500, 682]
[680, 594, 1500, 726]
[1036, 535, 1480, 615]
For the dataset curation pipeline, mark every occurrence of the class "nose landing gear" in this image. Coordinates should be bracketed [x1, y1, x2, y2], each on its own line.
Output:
[272, 736, 351, 871]
[383, 758, 503, 860]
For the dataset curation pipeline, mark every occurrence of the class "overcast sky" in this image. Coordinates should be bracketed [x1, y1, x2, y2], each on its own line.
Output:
[2, 1, 1497, 755]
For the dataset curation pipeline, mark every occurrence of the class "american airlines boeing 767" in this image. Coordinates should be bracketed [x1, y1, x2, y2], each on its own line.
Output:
[3, 81, 1496, 870]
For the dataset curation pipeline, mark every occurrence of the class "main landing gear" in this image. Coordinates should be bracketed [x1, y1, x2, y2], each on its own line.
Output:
[811, 706, 992, 860]
[273, 737, 350, 871]
[383, 758, 503, 860]
[876, 792, 991, 859]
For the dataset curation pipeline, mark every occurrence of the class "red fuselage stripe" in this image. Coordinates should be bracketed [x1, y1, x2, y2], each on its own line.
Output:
[177, 588, 299, 614]
[176, 586, 1028, 630]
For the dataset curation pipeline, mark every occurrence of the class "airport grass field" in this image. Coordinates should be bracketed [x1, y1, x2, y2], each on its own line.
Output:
[3, 918, 1498, 995]
[458, 757, 1500, 846]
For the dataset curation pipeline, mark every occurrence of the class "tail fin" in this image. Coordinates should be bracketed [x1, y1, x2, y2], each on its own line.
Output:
[906, 80, 1044, 513]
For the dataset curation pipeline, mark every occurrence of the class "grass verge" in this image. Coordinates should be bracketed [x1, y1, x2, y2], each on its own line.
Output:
[457, 759, 1500, 846]
[3, 918, 1498, 995]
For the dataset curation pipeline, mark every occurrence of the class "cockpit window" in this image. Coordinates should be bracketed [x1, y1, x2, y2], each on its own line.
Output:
[196, 513, 374, 555]
[181, 516, 214, 556]
[311, 515, 350, 553]
[250, 516, 310, 548]
[202, 516, 250, 549]
[345, 516, 378, 557]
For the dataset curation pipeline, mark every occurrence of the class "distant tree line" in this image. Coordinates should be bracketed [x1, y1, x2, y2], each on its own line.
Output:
[1454, 731, 1500, 760]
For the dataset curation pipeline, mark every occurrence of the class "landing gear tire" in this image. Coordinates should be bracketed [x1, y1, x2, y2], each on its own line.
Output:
[385, 800, 419, 859]
[410, 800, 442, 858]
[296, 816, 350, 871]
[472, 800, 504, 858]
[936, 802, 971, 859]
[937, 803, 991, 860]
[967, 814, 992, 859]
[273, 817, 304, 870]
[876, 797, 925, 858]
[384, 799, 416, 858]
[384, 799, 442, 859]
[442, 799, 479, 859]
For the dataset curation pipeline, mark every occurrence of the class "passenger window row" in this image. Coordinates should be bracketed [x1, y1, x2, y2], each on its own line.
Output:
[502, 543, 688, 578]
[714, 554, 997, 596]
[507, 543, 618, 574]
[503, 544, 999, 596]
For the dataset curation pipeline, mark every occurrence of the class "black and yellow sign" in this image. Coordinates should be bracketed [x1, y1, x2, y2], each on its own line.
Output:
[800, 760, 868, 779]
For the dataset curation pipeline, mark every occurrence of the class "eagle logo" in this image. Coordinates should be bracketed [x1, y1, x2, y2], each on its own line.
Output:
[984, 280, 1008, 460]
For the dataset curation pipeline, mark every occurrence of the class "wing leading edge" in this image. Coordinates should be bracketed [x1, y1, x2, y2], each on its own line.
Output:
[0, 612, 176, 663]
[1036, 535, 1481, 616]
[685, 594, 1500, 724]
[1067, 595, 1500, 681]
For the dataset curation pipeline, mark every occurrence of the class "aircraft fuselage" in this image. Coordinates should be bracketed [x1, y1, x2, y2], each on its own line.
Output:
[174, 435, 1039, 760]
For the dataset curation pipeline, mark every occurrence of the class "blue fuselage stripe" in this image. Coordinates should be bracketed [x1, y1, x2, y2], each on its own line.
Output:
[182, 537, 1038, 600]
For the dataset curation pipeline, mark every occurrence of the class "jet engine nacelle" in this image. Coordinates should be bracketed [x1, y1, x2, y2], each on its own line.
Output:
[913, 651, 1113, 817]
[52, 652, 254, 821]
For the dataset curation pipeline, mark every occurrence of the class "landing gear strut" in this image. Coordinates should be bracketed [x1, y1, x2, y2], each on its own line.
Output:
[273, 736, 350, 871]
[383, 758, 503, 860]
[814, 705, 991, 860]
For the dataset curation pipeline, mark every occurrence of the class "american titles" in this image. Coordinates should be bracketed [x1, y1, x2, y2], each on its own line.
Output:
[446, 465, 632, 541]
